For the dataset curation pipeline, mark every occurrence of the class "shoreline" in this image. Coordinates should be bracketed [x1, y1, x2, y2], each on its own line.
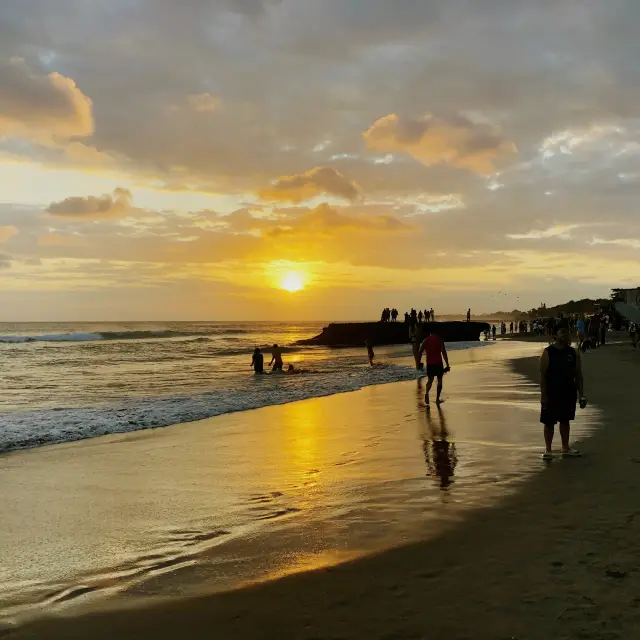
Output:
[0, 339, 492, 456]
[7, 343, 640, 639]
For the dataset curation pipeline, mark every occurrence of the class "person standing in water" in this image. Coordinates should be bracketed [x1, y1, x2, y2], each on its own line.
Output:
[418, 327, 450, 407]
[540, 327, 585, 459]
[251, 347, 264, 374]
[269, 344, 284, 372]
[365, 340, 375, 366]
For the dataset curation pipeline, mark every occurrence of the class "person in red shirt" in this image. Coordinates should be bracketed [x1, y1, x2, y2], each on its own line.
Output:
[418, 328, 450, 406]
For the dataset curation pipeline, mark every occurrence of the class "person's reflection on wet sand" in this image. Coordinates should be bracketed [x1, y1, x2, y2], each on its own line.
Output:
[418, 381, 457, 490]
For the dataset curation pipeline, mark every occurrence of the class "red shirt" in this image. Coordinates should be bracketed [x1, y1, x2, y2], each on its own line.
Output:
[423, 335, 443, 365]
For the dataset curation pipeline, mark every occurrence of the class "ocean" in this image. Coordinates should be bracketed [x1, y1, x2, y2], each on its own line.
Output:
[0, 332, 601, 623]
[0, 321, 488, 453]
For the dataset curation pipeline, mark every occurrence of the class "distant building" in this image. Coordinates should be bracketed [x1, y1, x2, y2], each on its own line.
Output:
[612, 287, 640, 308]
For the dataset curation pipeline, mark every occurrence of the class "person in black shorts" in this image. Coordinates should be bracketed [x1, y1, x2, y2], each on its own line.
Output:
[540, 327, 585, 459]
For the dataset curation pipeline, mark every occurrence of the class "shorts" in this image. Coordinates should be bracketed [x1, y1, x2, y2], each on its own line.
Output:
[272, 362, 283, 372]
[426, 363, 444, 378]
[540, 391, 577, 425]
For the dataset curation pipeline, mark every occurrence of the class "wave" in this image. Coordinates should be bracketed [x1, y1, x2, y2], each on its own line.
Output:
[0, 363, 422, 453]
[0, 328, 250, 344]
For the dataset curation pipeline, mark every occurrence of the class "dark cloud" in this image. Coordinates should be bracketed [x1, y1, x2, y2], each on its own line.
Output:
[46, 188, 132, 218]
[0, 57, 93, 140]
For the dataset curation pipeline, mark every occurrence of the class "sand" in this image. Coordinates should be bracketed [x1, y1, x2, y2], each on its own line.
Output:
[7, 343, 640, 640]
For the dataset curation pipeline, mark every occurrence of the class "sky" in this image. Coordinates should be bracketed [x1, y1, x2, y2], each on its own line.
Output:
[1, 0, 639, 321]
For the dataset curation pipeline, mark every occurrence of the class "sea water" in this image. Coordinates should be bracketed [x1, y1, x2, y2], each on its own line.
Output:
[0, 321, 489, 452]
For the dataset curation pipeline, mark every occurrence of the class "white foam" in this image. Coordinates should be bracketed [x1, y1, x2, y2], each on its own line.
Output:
[0, 364, 422, 453]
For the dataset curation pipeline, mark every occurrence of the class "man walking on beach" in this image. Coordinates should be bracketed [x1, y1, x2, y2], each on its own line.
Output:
[419, 328, 450, 407]
[540, 327, 585, 460]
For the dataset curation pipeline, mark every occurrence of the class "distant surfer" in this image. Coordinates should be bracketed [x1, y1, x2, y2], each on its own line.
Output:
[365, 340, 375, 366]
[269, 344, 284, 372]
[540, 327, 585, 459]
[418, 327, 450, 407]
[251, 347, 264, 374]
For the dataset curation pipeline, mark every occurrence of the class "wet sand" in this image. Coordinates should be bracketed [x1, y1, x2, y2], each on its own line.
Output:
[7, 343, 640, 639]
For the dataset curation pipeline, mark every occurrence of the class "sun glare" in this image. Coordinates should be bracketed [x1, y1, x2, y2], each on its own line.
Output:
[279, 270, 305, 292]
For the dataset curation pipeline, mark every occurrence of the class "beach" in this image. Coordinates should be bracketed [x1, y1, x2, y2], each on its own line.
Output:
[4, 342, 640, 638]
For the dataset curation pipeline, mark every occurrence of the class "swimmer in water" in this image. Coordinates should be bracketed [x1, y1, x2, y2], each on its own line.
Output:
[286, 364, 308, 375]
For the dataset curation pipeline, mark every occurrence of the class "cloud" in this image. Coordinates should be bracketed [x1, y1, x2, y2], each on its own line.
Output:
[0, 57, 93, 141]
[187, 93, 220, 112]
[506, 224, 581, 240]
[259, 166, 362, 202]
[364, 113, 517, 174]
[0, 226, 18, 243]
[37, 233, 77, 247]
[46, 188, 133, 219]
[263, 202, 412, 237]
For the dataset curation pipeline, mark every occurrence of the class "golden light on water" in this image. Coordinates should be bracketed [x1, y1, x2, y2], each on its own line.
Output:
[279, 270, 306, 293]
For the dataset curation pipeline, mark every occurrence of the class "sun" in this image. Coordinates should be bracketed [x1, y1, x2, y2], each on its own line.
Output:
[279, 270, 306, 293]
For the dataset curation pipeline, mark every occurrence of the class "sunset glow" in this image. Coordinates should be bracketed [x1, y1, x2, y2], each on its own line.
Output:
[279, 271, 306, 293]
[0, 2, 638, 320]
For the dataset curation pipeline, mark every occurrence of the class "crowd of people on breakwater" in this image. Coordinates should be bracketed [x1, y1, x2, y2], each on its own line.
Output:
[380, 308, 435, 323]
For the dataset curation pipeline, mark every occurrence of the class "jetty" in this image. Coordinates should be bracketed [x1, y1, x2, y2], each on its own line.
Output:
[297, 321, 489, 347]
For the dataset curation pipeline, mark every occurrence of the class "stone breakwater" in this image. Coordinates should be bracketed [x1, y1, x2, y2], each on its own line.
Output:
[296, 322, 489, 347]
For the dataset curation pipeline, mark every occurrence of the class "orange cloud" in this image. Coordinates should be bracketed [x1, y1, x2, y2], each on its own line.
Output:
[0, 57, 94, 141]
[0, 226, 18, 243]
[37, 233, 77, 247]
[364, 113, 516, 174]
[46, 188, 133, 219]
[261, 202, 412, 237]
[259, 166, 362, 203]
[187, 93, 221, 112]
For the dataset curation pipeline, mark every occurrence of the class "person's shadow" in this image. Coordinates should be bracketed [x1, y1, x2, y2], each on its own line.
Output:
[417, 380, 457, 490]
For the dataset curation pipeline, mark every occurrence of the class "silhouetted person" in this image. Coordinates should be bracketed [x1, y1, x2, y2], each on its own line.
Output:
[365, 340, 375, 366]
[466, 308, 471, 322]
[540, 327, 585, 459]
[409, 322, 422, 370]
[430, 308, 435, 321]
[404, 312, 410, 324]
[251, 347, 264, 374]
[411, 308, 418, 324]
[391, 308, 398, 322]
[270, 344, 283, 372]
[601, 313, 609, 345]
[492, 324, 496, 340]
[418, 310, 423, 323]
